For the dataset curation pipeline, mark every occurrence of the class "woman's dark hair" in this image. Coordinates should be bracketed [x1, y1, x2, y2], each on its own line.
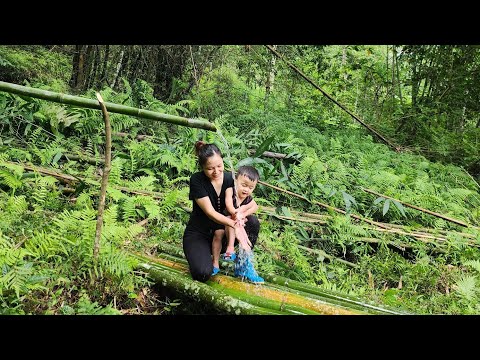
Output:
[195, 141, 223, 168]
[236, 165, 260, 182]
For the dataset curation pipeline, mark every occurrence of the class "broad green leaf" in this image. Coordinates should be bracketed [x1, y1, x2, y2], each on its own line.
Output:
[382, 199, 391, 216]
[254, 136, 275, 157]
[392, 199, 406, 217]
[51, 152, 63, 165]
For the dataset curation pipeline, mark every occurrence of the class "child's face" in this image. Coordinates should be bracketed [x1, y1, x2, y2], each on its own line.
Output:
[236, 174, 257, 200]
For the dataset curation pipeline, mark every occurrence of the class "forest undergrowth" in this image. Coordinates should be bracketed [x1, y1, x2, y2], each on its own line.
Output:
[1, 45, 480, 315]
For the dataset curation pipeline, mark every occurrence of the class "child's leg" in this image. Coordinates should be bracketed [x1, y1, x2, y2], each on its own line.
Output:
[212, 229, 224, 268]
[225, 225, 236, 255]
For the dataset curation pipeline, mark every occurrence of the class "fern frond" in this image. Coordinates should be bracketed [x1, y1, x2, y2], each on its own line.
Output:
[464, 260, 480, 273]
[454, 275, 477, 301]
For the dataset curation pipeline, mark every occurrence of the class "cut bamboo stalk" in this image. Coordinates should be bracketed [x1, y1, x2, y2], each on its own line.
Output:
[134, 252, 364, 314]
[259, 205, 330, 220]
[137, 245, 403, 314]
[0, 80, 216, 131]
[136, 262, 280, 315]
[258, 180, 392, 229]
[2, 160, 77, 182]
[209, 276, 359, 315]
[260, 212, 327, 224]
[210, 283, 321, 315]
[361, 187, 474, 229]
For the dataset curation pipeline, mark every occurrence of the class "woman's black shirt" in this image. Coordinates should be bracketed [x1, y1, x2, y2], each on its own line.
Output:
[186, 171, 234, 234]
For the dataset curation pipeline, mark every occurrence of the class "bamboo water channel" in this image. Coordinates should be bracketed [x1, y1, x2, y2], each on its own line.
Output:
[0, 81, 409, 314]
[133, 247, 404, 315]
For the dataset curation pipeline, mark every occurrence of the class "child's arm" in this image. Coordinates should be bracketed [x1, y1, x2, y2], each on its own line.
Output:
[238, 199, 258, 217]
[225, 187, 236, 216]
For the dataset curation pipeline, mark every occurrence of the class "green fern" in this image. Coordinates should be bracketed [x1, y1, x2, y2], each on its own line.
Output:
[455, 275, 477, 301]
[0, 168, 23, 192]
[464, 260, 480, 273]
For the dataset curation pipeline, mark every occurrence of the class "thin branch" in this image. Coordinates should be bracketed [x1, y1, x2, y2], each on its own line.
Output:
[93, 92, 112, 260]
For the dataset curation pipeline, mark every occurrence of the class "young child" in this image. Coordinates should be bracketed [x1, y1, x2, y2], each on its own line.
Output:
[211, 165, 264, 283]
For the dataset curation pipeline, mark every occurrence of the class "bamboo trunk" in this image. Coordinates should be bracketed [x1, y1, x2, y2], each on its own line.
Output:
[134, 252, 364, 315]
[258, 180, 391, 229]
[137, 245, 404, 315]
[265, 45, 399, 151]
[136, 262, 280, 315]
[0, 81, 216, 131]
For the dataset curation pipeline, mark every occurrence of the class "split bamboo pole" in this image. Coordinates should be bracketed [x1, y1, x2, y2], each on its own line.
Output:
[0, 81, 216, 131]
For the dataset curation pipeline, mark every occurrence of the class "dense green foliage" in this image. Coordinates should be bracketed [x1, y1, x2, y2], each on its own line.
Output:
[0, 45, 479, 314]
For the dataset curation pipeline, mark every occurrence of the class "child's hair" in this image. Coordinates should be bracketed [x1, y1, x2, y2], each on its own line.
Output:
[195, 141, 223, 168]
[236, 165, 260, 182]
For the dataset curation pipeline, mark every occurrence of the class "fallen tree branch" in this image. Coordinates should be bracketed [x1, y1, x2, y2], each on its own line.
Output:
[297, 245, 358, 268]
[361, 187, 474, 229]
[258, 180, 391, 229]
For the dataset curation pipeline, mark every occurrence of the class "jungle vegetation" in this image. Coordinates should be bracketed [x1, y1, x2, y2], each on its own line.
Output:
[0, 45, 479, 315]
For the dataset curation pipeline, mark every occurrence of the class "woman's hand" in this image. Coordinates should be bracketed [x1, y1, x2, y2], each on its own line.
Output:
[234, 209, 246, 227]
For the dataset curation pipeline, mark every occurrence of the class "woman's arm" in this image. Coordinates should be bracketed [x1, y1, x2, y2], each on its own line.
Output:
[195, 196, 236, 228]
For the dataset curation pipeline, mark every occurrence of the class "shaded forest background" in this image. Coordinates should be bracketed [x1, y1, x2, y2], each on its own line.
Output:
[2, 45, 478, 176]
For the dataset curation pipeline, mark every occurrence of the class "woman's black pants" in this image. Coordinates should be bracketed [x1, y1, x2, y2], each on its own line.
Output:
[182, 215, 260, 282]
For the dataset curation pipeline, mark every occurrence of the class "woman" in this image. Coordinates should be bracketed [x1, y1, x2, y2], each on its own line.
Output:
[183, 141, 261, 282]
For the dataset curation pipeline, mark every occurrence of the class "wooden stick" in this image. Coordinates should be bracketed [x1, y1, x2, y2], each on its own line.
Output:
[93, 92, 112, 260]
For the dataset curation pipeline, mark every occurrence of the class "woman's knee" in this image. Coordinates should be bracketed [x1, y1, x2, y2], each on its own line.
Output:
[190, 265, 212, 283]
[246, 215, 260, 230]
[245, 215, 260, 247]
[245, 215, 260, 235]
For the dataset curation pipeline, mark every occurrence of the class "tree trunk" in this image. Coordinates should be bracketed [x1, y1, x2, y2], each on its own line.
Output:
[111, 47, 125, 89]
[86, 45, 100, 90]
[265, 45, 277, 95]
[97, 45, 110, 88]
[69, 45, 86, 90]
